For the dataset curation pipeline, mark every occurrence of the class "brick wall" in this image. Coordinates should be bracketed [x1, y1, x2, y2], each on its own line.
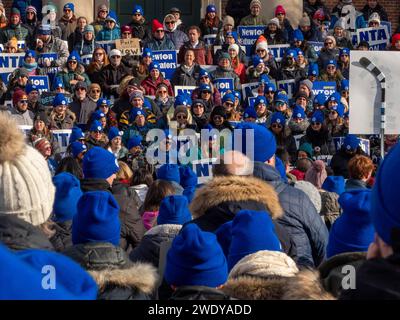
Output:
[221, 0, 399, 32]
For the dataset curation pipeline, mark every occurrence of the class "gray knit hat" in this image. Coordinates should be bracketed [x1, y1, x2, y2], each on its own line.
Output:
[0, 113, 55, 226]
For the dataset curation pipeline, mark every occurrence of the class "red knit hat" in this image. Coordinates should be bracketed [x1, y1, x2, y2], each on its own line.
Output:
[121, 25, 132, 33]
[12, 89, 28, 106]
[152, 19, 163, 33]
[392, 33, 400, 48]
[275, 5, 286, 16]
[33, 138, 51, 154]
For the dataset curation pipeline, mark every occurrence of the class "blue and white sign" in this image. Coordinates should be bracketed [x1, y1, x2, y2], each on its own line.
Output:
[190, 158, 217, 184]
[357, 26, 390, 50]
[52, 129, 72, 153]
[203, 34, 217, 46]
[333, 137, 370, 155]
[311, 81, 337, 101]
[0, 40, 25, 52]
[37, 53, 58, 67]
[277, 79, 296, 99]
[308, 41, 324, 56]
[241, 82, 260, 103]
[213, 78, 234, 96]
[0, 53, 25, 85]
[29, 76, 50, 94]
[237, 25, 265, 56]
[81, 54, 92, 66]
[381, 21, 391, 37]
[152, 50, 177, 80]
[174, 86, 196, 97]
[95, 40, 116, 54]
[269, 44, 290, 62]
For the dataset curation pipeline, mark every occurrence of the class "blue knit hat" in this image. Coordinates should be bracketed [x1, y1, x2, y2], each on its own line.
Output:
[0, 247, 97, 300]
[292, 28, 304, 41]
[148, 62, 159, 71]
[324, 59, 337, 68]
[105, 10, 118, 24]
[63, 3, 74, 12]
[222, 93, 235, 104]
[25, 50, 37, 60]
[264, 82, 276, 93]
[311, 110, 324, 123]
[198, 83, 212, 93]
[308, 63, 319, 77]
[164, 223, 228, 287]
[215, 221, 233, 258]
[54, 77, 64, 89]
[67, 50, 81, 64]
[82, 147, 119, 179]
[69, 127, 85, 144]
[198, 68, 210, 79]
[270, 111, 286, 125]
[292, 105, 306, 120]
[157, 164, 180, 184]
[371, 143, 400, 245]
[233, 90, 241, 102]
[286, 49, 298, 59]
[331, 103, 344, 117]
[328, 92, 341, 104]
[339, 47, 350, 56]
[206, 4, 217, 13]
[72, 191, 121, 246]
[322, 176, 345, 195]
[89, 120, 103, 132]
[228, 210, 282, 270]
[340, 79, 349, 91]
[233, 122, 277, 163]
[142, 47, 152, 58]
[274, 92, 289, 104]
[132, 4, 144, 15]
[91, 110, 106, 122]
[225, 31, 238, 43]
[97, 98, 110, 108]
[38, 24, 52, 35]
[71, 141, 87, 158]
[53, 93, 68, 107]
[243, 107, 257, 119]
[129, 107, 145, 122]
[174, 93, 192, 106]
[108, 127, 123, 142]
[254, 95, 267, 108]
[52, 173, 83, 223]
[327, 190, 374, 258]
[157, 195, 192, 225]
[25, 83, 38, 94]
[127, 135, 142, 150]
[343, 134, 361, 151]
[179, 165, 198, 188]
[314, 93, 326, 106]
[252, 55, 264, 67]
[259, 74, 270, 85]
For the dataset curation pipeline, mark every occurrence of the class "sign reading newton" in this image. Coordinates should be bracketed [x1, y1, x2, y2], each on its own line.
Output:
[151, 50, 177, 80]
[312, 81, 337, 100]
[0, 53, 25, 85]
[237, 26, 265, 56]
[213, 78, 234, 97]
[28, 76, 50, 94]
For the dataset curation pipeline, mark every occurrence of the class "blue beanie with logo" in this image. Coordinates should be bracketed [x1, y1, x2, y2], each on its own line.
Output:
[64, 3, 75, 12]
[243, 107, 257, 119]
[311, 110, 325, 123]
[292, 105, 306, 119]
[108, 127, 123, 141]
[69, 127, 85, 144]
[227, 210, 282, 270]
[72, 191, 121, 246]
[270, 111, 286, 125]
[127, 135, 143, 150]
[343, 134, 360, 151]
[82, 147, 119, 179]
[254, 95, 267, 108]
[292, 28, 304, 41]
[164, 223, 228, 287]
[89, 120, 103, 132]
[331, 102, 344, 117]
[222, 93, 235, 104]
[67, 50, 81, 64]
[157, 195, 192, 225]
[71, 141, 87, 158]
[132, 4, 144, 16]
[53, 93, 68, 107]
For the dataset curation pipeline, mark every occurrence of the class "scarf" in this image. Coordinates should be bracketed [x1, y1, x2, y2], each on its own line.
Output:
[23, 62, 38, 72]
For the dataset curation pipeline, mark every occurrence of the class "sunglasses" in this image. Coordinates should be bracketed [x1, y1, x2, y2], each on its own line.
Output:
[19, 100, 28, 104]
[275, 102, 286, 107]
[213, 116, 224, 121]
[76, 87, 86, 91]
[177, 115, 187, 120]
[122, 32, 131, 35]
[201, 91, 211, 94]
[166, 21, 176, 24]
[271, 123, 283, 129]
[256, 49, 266, 52]
[312, 122, 322, 126]
[193, 104, 204, 108]
[158, 90, 167, 94]
[27, 11, 35, 15]
[224, 102, 234, 107]
[111, 56, 121, 59]
[156, 30, 164, 33]
[64, 9, 72, 12]
[92, 130, 102, 133]
[106, 20, 115, 24]
[68, 60, 77, 64]
[91, 89, 100, 93]
[100, 10, 108, 13]
[133, 13, 141, 16]
[329, 110, 338, 115]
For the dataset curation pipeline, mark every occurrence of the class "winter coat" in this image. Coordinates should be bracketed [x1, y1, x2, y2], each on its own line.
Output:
[85, 135, 108, 150]
[129, 224, 182, 268]
[141, 76, 174, 96]
[144, 36, 175, 51]
[252, 162, 329, 268]
[345, 179, 368, 192]
[74, 38, 96, 57]
[319, 252, 366, 298]
[199, 17, 223, 36]
[330, 148, 357, 179]
[278, 66, 307, 82]
[165, 29, 188, 50]
[191, 86, 222, 110]
[170, 286, 233, 300]
[361, 4, 388, 23]
[49, 220, 72, 252]
[214, 44, 248, 66]
[317, 48, 339, 71]
[319, 190, 341, 231]
[111, 181, 146, 253]
[319, 70, 345, 89]
[128, 18, 150, 41]
[63, 242, 158, 300]
[171, 64, 201, 87]
[47, 110, 76, 130]
[35, 36, 69, 67]
[99, 63, 131, 97]
[0, 214, 54, 251]
[0, 24, 29, 42]
[56, 64, 91, 93]
[211, 67, 241, 91]
[7, 107, 34, 126]
[59, 15, 77, 40]
[178, 41, 213, 65]
[239, 14, 269, 27]
[96, 26, 121, 41]
[300, 126, 335, 156]
[91, 18, 106, 36]
[188, 175, 298, 263]
[263, 28, 288, 45]
[69, 97, 97, 126]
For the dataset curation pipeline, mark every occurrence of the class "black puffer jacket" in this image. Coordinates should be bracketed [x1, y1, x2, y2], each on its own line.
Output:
[63, 242, 158, 300]
[170, 286, 233, 300]
[252, 162, 329, 268]
[49, 220, 73, 252]
[188, 175, 298, 263]
[171, 63, 201, 87]
[330, 148, 363, 179]
[0, 214, 54, 251]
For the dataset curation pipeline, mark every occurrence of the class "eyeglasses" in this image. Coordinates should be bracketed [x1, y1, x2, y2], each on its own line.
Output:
[276, 13, 284, 16]
[64, 9, 72, 12]
[271, 124, 283, 129]
[111, 55, 121, 59]
[122, 32, 131, 35]
[133, 13, 141, 16]
[91, 89, 100, 93]
[76, 87, 86, 91]
[177, 115, 187, 120]
[68, 60, 77, 64]
[201, 91, 211, 94]
[166, 21, 176, 24]
[19, 100, 28, 104]
[311, 122, 322, 126]
[156, 30, 164, 33]
[213, 115, 224, 121]
[100, 10, 108, 13]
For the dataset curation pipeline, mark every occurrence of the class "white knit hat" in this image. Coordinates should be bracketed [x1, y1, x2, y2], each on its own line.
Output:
[269, 17, 280, 28]
[368, 12, 381, 25]
[256, 41, 269, 52]
[228, 43, 239, 55]
[0, 113, 55, 226]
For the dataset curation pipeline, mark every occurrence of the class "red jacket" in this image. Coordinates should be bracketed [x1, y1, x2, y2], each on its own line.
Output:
[141, 76, 174, 96]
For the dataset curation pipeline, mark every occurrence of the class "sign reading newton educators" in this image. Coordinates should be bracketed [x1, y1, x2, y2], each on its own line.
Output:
[0, 53, 25, 84]
[357, 26, 390, 50]
[268, 44, 290, 62]
[151, 50, 177, 80]
[115, 38, 141, 56]
[312, 81, 337, 101]
[213, 78, 234, 97]
[237, 26, 265, 56]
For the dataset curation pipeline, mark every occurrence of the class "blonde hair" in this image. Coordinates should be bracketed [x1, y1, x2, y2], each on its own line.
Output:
[116, 161, 133, 181]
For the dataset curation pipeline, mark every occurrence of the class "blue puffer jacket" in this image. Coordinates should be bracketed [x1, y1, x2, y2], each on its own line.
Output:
[96, 26, 121, 41]
[253, 162, 329, 268]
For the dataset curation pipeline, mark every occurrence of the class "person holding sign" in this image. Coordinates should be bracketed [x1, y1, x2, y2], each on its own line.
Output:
[211, 53, 241, 91]
[246, 55, 270, 83]
[35, 24, 69, 67]
[319, 59, 344, 89]
[141, 62, 173, 96]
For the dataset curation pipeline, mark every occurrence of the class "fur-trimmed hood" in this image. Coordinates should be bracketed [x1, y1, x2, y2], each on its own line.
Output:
[89, 262, 158, 294]
[288, 118, 309, 135]
[61, 63, 86, 74]
[189, 175, 284, 220]
[145, 224, 182, 237]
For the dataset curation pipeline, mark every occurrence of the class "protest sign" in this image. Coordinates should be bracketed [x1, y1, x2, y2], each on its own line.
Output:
[81, 54, 92, 65]
[237, 26, 265, 56]
[308, 41, 324, 56]
[37, 53, 58, 67]
[52, 129, 72, 153]
[191, 158, 217, 184]
[333, 137, 371, 155]
[268, 44, 290, 62]
[277, 79, 296, 99]
[311, 81, 337, 101]
[95, 40, 116, 54]
[40, 92, 73, 107]
[203, 34, 217, 46]
[0, 53, 25, 85]
[349, 51, 400, 135]
[29, 76, 50, 94]
[0, 40, 25, 52]
[357, 26, 390, 50]
[174, 86, 196, 97]
[18, 125, 32, 137]
[242, 82, 260, 102]
[248, 96, 257, 108]
[351, 32, 358, 47]
[151, 50, 177, 80]
[213, 78, 234, 96]
[115, 38, 141, 56]
[381, 21, 391, 37]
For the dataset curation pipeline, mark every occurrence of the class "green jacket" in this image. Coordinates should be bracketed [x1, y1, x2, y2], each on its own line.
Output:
[56, 63, 91, 93]
[239, 15, 269, 26]
[0, 24, 29, 42]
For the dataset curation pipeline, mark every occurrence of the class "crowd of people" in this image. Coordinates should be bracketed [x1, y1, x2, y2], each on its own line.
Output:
[0, 0, 400, 300]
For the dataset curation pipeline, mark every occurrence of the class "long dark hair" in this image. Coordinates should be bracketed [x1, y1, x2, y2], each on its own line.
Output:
[143, 180, 176, 212]
[55, 156, 84, 179]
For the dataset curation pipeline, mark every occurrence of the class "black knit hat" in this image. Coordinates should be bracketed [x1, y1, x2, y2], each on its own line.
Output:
[210, 105, 226, 119]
